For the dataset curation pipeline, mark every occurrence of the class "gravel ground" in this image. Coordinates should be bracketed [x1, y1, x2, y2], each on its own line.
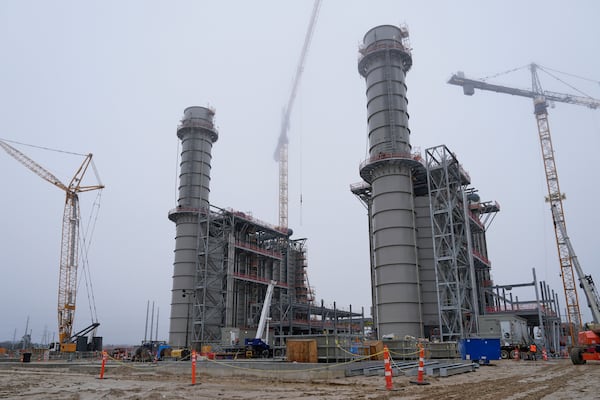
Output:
[0, 358, 598, 399]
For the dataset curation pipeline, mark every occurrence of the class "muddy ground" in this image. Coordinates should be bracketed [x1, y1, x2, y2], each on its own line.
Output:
[0, 358, 598, 399]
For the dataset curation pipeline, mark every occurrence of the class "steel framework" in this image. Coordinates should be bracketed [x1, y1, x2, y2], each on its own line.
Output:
[192, 208, 230, 345]
[426, 145, 478, 341]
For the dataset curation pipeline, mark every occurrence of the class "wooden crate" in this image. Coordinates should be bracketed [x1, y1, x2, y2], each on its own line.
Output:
[286, 339, 318, 363]
[364, 340, 384, 360]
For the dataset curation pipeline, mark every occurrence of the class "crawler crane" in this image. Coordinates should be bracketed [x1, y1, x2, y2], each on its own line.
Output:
[448, 64, 600, 351]
[0, 140, 104, 352]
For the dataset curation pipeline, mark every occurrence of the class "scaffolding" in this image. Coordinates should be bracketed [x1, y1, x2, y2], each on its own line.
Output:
[192, 208, 231, 344]
[485, 268, 563, 353]
[425, 145, 478, 341]
[186, 205, 363, 350]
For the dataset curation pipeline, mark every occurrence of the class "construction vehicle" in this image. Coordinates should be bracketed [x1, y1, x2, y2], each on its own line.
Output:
[48, 322, 101, 352]
[478, 315, 533, 359]
[244, 280, 276, 358]
[131, 340, 171, 362]
[448, 64, 600, 349]
[0, 140, 104, 352]
[550, 205, 600, 364]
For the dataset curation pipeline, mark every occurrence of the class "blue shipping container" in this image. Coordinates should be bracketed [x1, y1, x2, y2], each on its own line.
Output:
[459, 338, 501, 364]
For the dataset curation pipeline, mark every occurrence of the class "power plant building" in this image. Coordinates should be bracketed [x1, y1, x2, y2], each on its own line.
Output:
[168, 107, 363, 350]
[352, 25, 498, 341]
[167, 25, 562, 354]
[351, 25, 562, 352]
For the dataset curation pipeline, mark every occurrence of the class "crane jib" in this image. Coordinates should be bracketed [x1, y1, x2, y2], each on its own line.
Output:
[448, 65, 600, 348]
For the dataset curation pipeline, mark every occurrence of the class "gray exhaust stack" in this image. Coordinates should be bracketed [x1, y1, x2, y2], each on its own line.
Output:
[358, 25, 422, 339]
[168, 106, 218, 347]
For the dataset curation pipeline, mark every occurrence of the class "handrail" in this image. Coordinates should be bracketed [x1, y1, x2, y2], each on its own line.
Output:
[359, 152, 424, 171]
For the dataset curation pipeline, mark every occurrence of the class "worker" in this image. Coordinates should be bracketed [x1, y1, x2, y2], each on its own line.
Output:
[529, 343, 537, 361]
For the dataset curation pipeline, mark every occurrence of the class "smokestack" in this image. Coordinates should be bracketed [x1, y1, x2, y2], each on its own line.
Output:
[358, 25, 421, 339]
[168, 106, 218, 347]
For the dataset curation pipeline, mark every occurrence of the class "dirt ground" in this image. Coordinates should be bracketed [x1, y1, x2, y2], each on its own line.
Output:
[0, 358, 598, 399]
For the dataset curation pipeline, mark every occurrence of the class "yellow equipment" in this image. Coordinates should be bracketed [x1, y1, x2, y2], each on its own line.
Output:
[0, 140, 104, 351]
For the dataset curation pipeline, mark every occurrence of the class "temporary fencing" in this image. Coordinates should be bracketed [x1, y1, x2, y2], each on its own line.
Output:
[98, 351, 107, 379]
[409, 344, 430, 386]
[95, 340, 447, 385]
[191, 349, 197, 385]
[542, 348, 548, 361]
[383, 345, 393, 390]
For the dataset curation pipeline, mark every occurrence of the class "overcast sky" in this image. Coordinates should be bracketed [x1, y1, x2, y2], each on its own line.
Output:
[1, 1, 599, 345]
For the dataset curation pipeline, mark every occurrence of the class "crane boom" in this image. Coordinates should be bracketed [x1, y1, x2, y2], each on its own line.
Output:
[255, 280, 277, 342]
[274, 0, 321, 229]
[0, 139, 104, 351]
[0, 140, 68, 191]
[448, 71, 600, 109]
[448, 64, 600, 347]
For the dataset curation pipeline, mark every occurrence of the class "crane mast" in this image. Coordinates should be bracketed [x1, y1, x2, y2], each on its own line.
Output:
[274, 0, 321, 230]
[448, 64, 600, 346]
[551, 205, 600, 324]
[0, 140, 103, 351]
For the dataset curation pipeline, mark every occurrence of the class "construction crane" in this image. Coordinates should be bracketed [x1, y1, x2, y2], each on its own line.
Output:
[0, 140, 104, 352]
[448, 64, 600, 348]
[551, 204, 600, 364]
[273, 0, 321, 230]
[244, 280, 276, 358]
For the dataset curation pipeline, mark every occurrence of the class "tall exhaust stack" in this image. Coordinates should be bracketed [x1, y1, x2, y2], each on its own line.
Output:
[168, 106, 218, 347]
[358, 25, 422, 338]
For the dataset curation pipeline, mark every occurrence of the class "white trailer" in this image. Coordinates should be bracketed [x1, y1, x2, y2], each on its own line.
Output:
[479, 315, 532, 359]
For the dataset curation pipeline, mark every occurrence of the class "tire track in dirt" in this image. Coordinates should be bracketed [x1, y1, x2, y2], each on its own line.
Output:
[407, 362, 592, 400]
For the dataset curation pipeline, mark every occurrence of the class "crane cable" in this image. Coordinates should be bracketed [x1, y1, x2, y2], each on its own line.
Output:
[174, 138, 180, 204]
[0, 137, 87, 157]
[78, 189, 103, 325]
[479, 64, 599, 100]
[537, 65, 596, 99]
[480, 64, 530, 82]
[539, 65, 600, 85]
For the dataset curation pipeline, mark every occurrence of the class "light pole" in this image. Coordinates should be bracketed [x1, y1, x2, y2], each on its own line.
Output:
[182, 289, 194, 349]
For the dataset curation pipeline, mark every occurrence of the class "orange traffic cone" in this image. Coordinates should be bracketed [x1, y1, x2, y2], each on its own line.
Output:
[99, 351, 107, 379]
[410, 344, 430, 386]
[542, 347, 548, 361]
[383, 345, 393, 390]
[513, 347, 520, 361]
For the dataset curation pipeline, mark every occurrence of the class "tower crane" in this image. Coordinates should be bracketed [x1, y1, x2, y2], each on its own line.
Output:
[273, 0, 321, 230]
[0, 140, 104, 352]
[448, 64, 600, 349]
[551, 204, 600, 364]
